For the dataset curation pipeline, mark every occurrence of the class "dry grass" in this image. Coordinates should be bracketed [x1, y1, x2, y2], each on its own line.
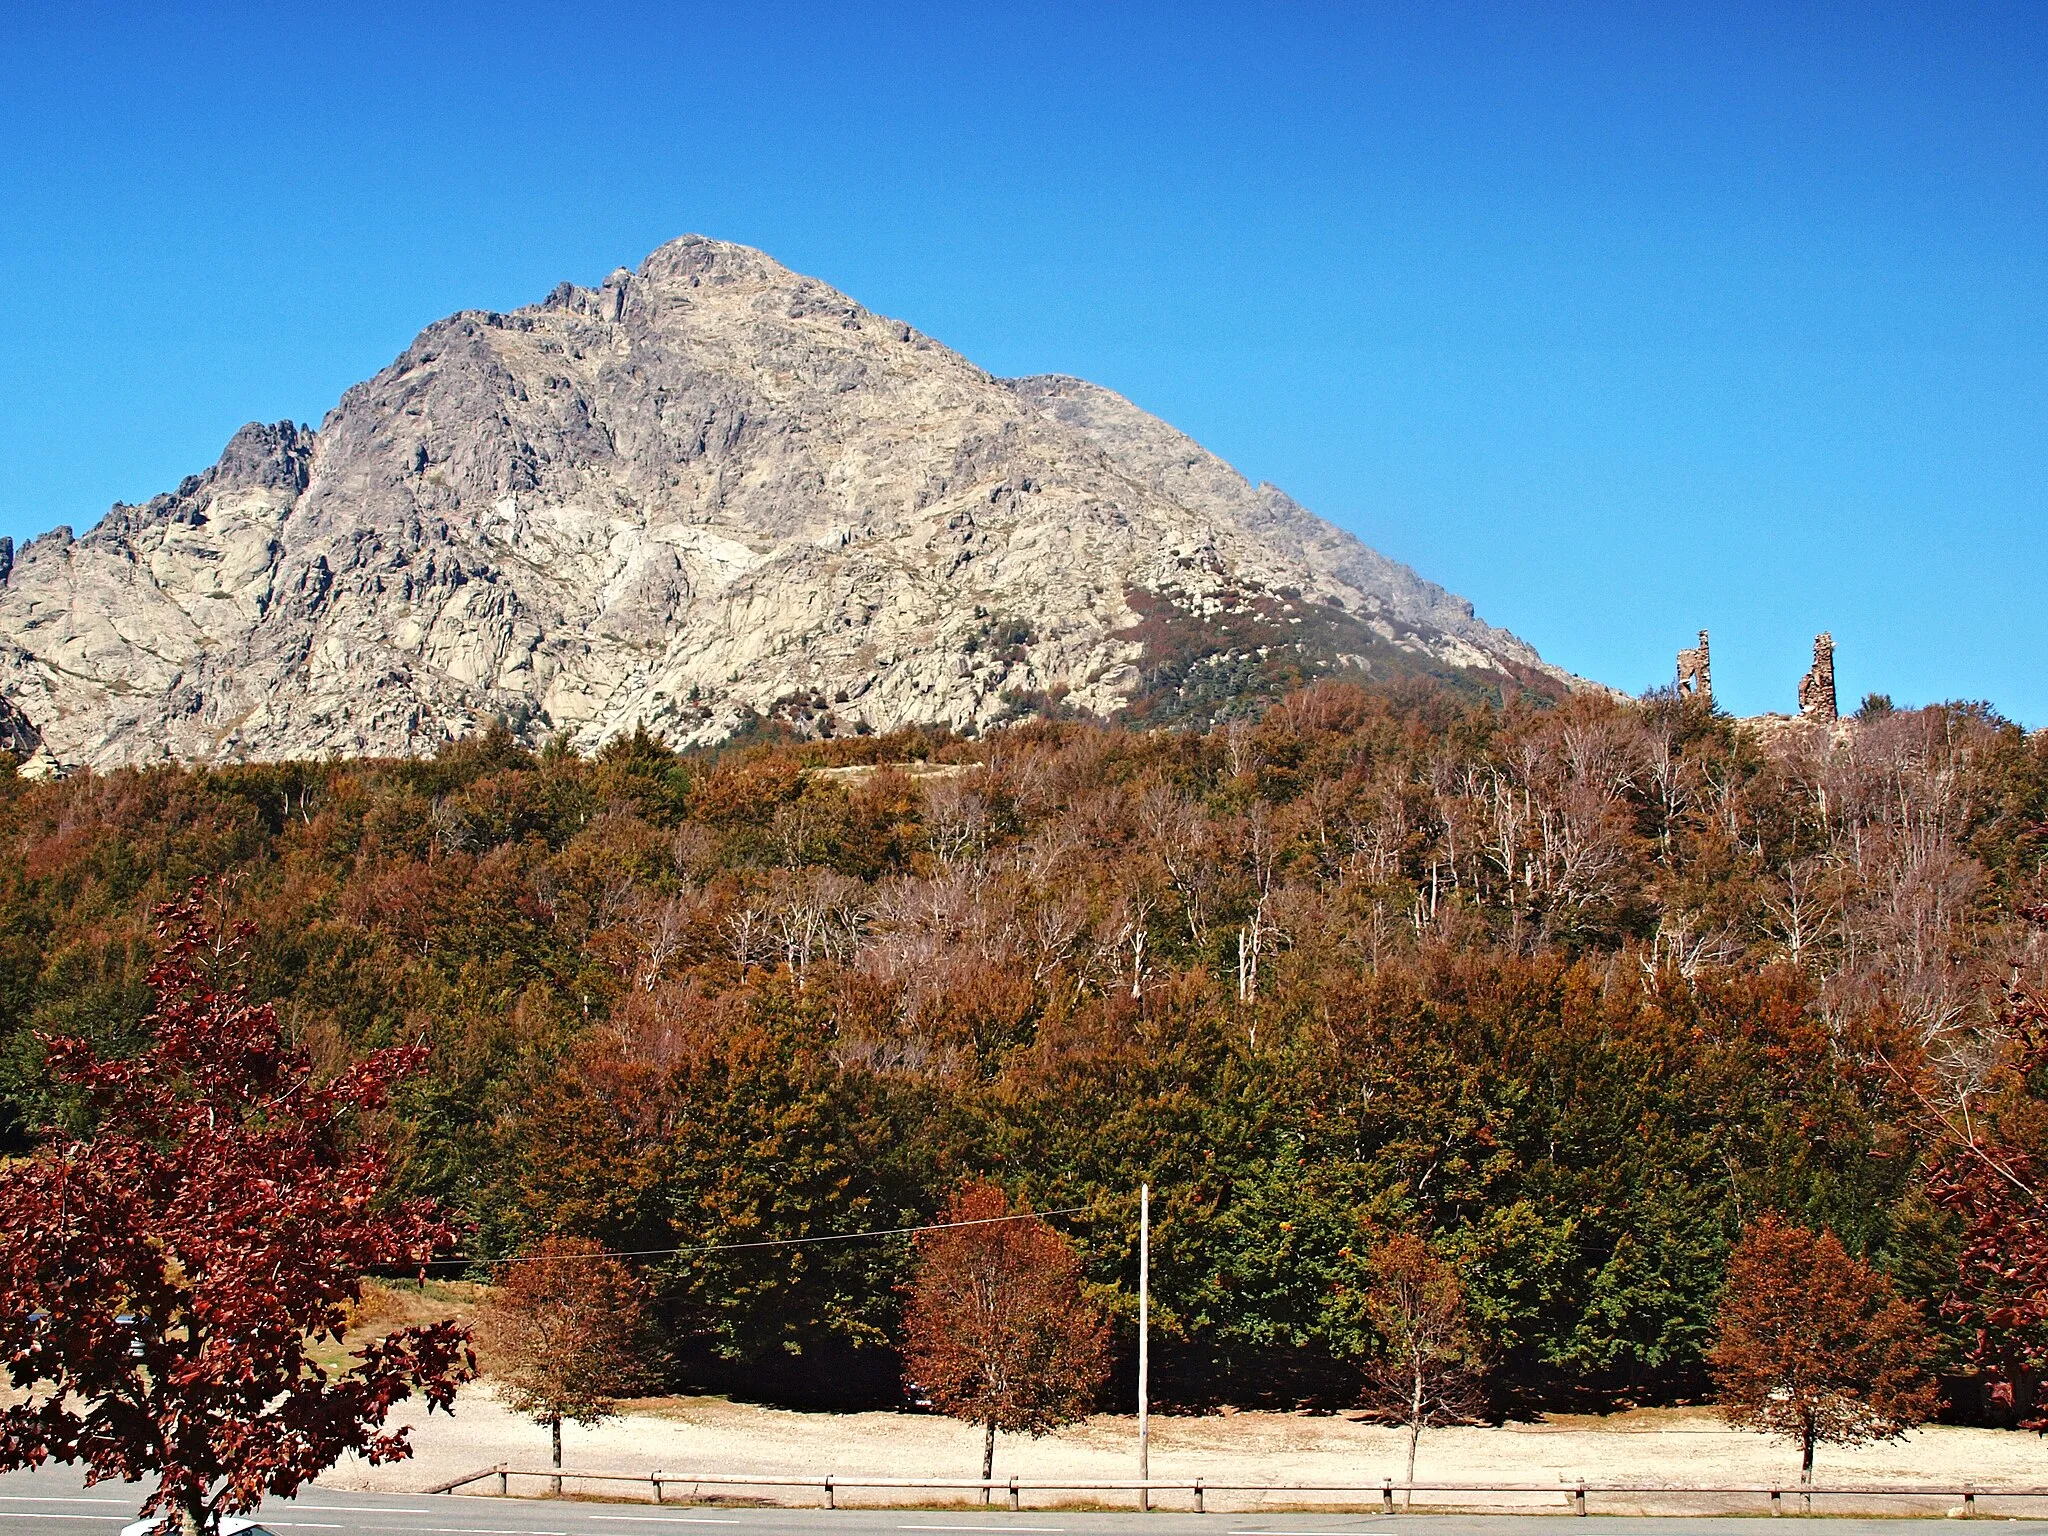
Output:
[306, 1279, 483, 1376]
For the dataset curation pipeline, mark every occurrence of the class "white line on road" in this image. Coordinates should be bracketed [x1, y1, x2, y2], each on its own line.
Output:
[282, 1507, 434, 1523]
[289, 1507, 433, 1514]
[0, 1498, 129, 1505]
[899, 1527, 1068, 1532]
[0, 1517, 126, 1524]
[588, 1519, 746, 1526]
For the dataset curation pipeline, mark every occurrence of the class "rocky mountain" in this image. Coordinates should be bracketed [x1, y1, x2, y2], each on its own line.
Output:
[0, 236, 1571, 770]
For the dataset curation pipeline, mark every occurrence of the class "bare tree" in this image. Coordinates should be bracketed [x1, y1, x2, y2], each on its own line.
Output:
[1236, 803, 1284, 1004]
[1759, 856, 1838, 969]
[1138, 780, 1220, 948]
[720, 898, 766, 976]
[630, 890, 701, 992]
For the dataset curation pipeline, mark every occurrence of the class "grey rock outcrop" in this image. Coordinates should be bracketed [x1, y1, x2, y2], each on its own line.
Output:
[0, 236, 1571, 768]
[0, 694, 39, 762]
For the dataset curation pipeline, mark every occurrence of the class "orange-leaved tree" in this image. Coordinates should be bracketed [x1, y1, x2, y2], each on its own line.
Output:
[900, 1182, 1109, 1494]
[1709, 1215, 1938, 1487]
[478, 1236, 654, 1484]
[1359, 1233, 1485, 1507]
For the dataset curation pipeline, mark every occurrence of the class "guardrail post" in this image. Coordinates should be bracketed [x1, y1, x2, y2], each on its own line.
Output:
[1770, 1488, 1781, 1516]
[1963, 1484, 1976, 1518]
[1194, 1477, 1204, 1514]
[826, 1475, 835, 1510]
[1009, 1476, 1020, 1512]
[1382, 1478, 1394, 1514]
[1574, 1480, 1587, 1517]
[496, 1466, 508, 1496]
[653, 1475, 664, 1505]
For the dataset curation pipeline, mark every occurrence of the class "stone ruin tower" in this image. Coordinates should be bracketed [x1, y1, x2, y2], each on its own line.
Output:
[1798, 632, 1837, 722]
[1675, 630, 1712, 704]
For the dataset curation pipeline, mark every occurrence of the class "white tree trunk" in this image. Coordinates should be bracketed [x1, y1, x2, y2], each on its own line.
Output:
[1405, 1363, 1424, 1511]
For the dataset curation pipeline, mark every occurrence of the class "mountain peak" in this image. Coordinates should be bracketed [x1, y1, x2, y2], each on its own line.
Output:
[0, 237, 1569, 770]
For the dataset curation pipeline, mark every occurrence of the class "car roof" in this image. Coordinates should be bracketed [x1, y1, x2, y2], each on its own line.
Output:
[120, 1520, 276, 1535]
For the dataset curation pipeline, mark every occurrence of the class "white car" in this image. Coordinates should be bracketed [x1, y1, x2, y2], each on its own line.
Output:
[120, 1520, 278, 1535]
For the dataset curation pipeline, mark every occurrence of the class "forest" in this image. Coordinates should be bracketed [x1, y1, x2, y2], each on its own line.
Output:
[0, 680, 2042, 1421]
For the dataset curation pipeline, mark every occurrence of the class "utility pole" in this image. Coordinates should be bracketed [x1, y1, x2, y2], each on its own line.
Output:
[1138, 1182, 1150, 1511]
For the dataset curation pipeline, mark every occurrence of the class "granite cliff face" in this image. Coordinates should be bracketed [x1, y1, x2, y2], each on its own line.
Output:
[0, 236, 1568, 769]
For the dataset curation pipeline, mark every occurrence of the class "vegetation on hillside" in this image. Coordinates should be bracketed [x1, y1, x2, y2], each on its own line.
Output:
[0, 681, 2041, 1417]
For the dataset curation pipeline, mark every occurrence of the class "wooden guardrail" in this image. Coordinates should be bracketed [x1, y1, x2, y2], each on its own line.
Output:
[426, 1465, 2048, 1517]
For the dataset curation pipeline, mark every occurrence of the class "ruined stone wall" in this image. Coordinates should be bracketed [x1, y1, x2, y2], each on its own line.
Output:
[1676, 630, 1712, 704]
[1798, 632, 1837, 722]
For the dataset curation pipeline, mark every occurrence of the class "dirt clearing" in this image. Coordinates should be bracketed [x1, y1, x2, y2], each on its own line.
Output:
[320, 1389, 2048, 1513]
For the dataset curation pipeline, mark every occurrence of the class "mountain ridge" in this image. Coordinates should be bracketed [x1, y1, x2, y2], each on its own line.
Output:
[0, 235, 1574, 769]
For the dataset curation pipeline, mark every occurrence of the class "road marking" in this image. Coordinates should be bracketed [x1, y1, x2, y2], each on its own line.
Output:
[1230, 1530, 1400, 1535]
[899, 1527, 1067, 1532]
[290, 1506, 433, 1514]
[0, 1517, 129, 1524]
[417, 1528, 573, 1535]
[588, 1520, 747, 1526]
[0, 1498, 130, 1505]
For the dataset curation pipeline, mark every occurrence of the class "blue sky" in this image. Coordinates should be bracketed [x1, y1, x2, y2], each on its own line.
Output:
[1, 2, 2041, 721]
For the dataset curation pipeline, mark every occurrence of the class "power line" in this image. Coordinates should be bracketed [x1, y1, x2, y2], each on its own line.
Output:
[425, 1204, 1096, 1268]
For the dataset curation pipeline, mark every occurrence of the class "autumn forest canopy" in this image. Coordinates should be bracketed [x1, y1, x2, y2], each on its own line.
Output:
[1, 680, 2043, 1419]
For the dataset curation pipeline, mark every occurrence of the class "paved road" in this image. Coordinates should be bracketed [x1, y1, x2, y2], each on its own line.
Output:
[2, 1468, 2044, 1536]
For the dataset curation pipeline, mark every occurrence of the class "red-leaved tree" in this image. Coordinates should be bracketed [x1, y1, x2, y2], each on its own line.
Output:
[901, 1182, 1109, 1494]
[0, 886, 475, 1535]
[1925, 977, 2048, 1428]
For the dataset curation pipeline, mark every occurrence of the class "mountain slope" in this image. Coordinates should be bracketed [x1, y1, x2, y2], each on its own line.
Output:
[0, 236, 1570, 769]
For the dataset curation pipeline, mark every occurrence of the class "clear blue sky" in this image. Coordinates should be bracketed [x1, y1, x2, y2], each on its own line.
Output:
[2, 2, 2041, 721]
